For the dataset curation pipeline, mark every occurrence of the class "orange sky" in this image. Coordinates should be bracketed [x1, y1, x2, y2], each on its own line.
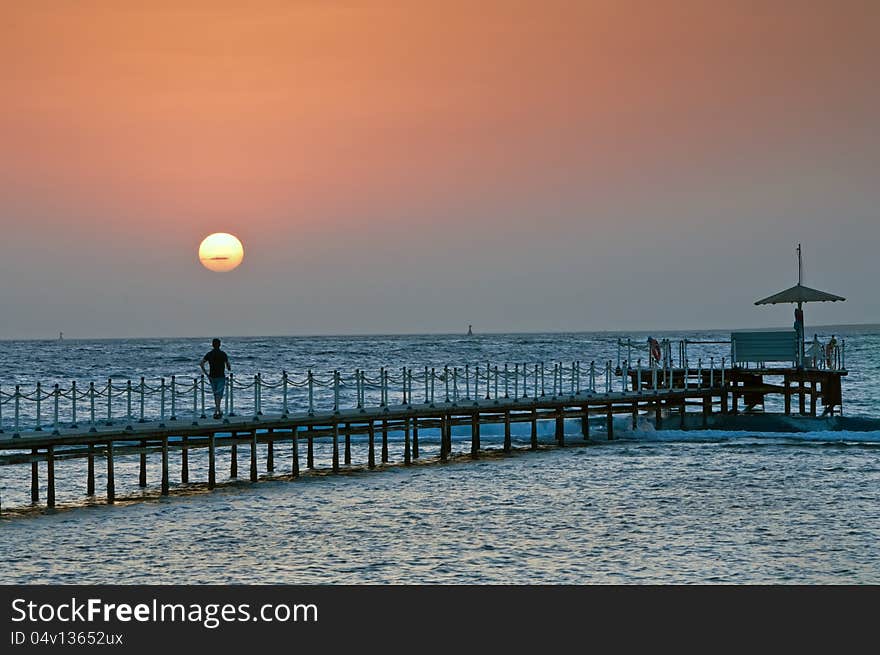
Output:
[1, 1, 879, 337]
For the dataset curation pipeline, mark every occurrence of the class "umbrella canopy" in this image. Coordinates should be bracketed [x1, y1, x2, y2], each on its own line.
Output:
[755, 283, 846, 306]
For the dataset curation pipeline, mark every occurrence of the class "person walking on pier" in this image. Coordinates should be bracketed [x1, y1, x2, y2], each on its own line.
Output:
[200, 338, 232, 419]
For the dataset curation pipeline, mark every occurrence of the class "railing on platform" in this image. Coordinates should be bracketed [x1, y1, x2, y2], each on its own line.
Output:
[0, 358, 670, 436]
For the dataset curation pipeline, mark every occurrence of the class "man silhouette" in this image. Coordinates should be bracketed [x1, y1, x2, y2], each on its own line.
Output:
[200, 338, 232, 419]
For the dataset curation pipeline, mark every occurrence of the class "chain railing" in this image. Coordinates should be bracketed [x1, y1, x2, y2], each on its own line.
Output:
[0, 360, 641, 436]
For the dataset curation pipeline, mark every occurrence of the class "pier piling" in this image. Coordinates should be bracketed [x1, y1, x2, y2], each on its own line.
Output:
[250, 431, 258, 482]
[181, 436, 189, 483]
[47, 446, 55, 509]
[106, 441, 115, 504]
[208, 434, 216, 490]
[87, 444, 95, 496]
[291, 428, 299, 478]
[31, 448, 39, 503]
[139, 439, 147, 487]
[161, 436, 169, 496]
[368, 421, 376, 468]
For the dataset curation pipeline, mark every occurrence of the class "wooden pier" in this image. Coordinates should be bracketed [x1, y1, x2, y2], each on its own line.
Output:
[1, 384, 719, 513]
[0, 358, 847, 514]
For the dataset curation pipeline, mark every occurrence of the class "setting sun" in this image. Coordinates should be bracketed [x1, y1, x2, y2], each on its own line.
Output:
[198, 232, 244, 272]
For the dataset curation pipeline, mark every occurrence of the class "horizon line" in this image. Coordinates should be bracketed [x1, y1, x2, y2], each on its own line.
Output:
[2, 321, 878, 343]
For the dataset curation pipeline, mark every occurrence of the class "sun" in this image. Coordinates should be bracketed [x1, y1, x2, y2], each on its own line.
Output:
[198, 233, 244, 272]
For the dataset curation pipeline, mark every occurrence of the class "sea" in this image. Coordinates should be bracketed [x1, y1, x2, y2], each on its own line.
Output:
[1, 328, 879, 584]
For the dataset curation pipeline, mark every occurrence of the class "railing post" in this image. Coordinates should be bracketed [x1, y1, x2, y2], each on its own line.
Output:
[541, 362, 545, 396]
[334, 370, 340, 414]
[637, 359, 642, 391]
[710, 358, 715, 388]
[257, 372, 263, 415]
[89, 382, 97, 432]
[71, 380, 78, 428]
[576, 361, 581, 395]
[159, 377, 166, 427]
[570, 361, 575, 397]
[282, 370, 289, 417]
[307, 370, 314, 415]
[361, 369, 367, 411]
[475, 364, 480, 401]
[464, 364, 470, 400]
[35, 381, 43, 431]
[200, 375, 206, 419]
[254, 374, 260, 420]
[494, 365, 499, 402]
[698, 358, 703, 390]
[228, 372, 236, 417]
[514, 364, 519, 399]
[106, 378, 114, 425]
[504, 363, 509, 398]
[52, 384, 60, 435]
[590, 361, 596, 393]
[14, 385, 21, 437]
[533, 364, 539, 399]
[452, 367, 459, 405]
[192, 377, 199, 425]
[122, 380, 131, 431]
[170, 375, 176, 421]
[430, 367, 436, 407]
[424, 367, 429, 404]
[444, 366, 450, 403]
[721, 357, 726, 388]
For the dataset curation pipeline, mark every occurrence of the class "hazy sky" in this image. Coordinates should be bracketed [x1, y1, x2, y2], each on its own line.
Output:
[2, 1, 878, 339]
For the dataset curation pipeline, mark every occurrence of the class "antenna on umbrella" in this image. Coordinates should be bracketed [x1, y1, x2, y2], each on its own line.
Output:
[797, 243, 803, 285]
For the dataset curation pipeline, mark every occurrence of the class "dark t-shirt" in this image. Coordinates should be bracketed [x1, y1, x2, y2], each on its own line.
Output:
[204, 349, 229, 378]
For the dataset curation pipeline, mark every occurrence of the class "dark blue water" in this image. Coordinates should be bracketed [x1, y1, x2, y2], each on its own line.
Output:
[1, 329, 879, 583]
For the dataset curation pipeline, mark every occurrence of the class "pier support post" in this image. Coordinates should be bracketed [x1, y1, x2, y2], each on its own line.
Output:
[655, 400, 663, 429]
[810, 381, 817, 417]
[292, 428, 300, 478]
[231, 434, 238, 478]
[631, 401, 639, 431]
[208, 434, 216, 490]
[161, 436, 169, 496]
[581, 406, 590, 441]
[106, 441, 115, 504]
[471, 412, 480, 457]
[555, 409, 564, 446]
[87, 444, 95, 496]
[381, 419, 389, 464]
[332, 423, 340, 472]
[784, 375, 791, 416]
[732, 383, 739, 415]
[250, 430, 258, 482]
[504, 410, 511, 453]
[404, 419, 411, 465]
[344, 423, 351, 466]
[680, 400, 686, 429]
[530, 410, 538, 450]
[47, 446, 55, 509]
[181, 436, 189, 483]
[139, 439, 147, 487]
[31, 448, 39, 503]
[307, 426, 314, 469]
[412, 418, 419, 459]
[799, 379, 806, 415]
[267, 429, 275, 473]
[606, 405, 614, 440]
[703, 395, 711, 428]
[368, 421, 376, 468]
[440, 416, 449, 461]
[720, 386, 729, 414]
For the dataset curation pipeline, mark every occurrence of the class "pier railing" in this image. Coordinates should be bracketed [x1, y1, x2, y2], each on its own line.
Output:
[618, 337, 847, 373]
[0, 354, 728, 437]
[0, 359, 685, 436]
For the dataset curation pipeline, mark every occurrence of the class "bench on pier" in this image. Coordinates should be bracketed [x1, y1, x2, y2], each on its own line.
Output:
[730, 331, 798, 369]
